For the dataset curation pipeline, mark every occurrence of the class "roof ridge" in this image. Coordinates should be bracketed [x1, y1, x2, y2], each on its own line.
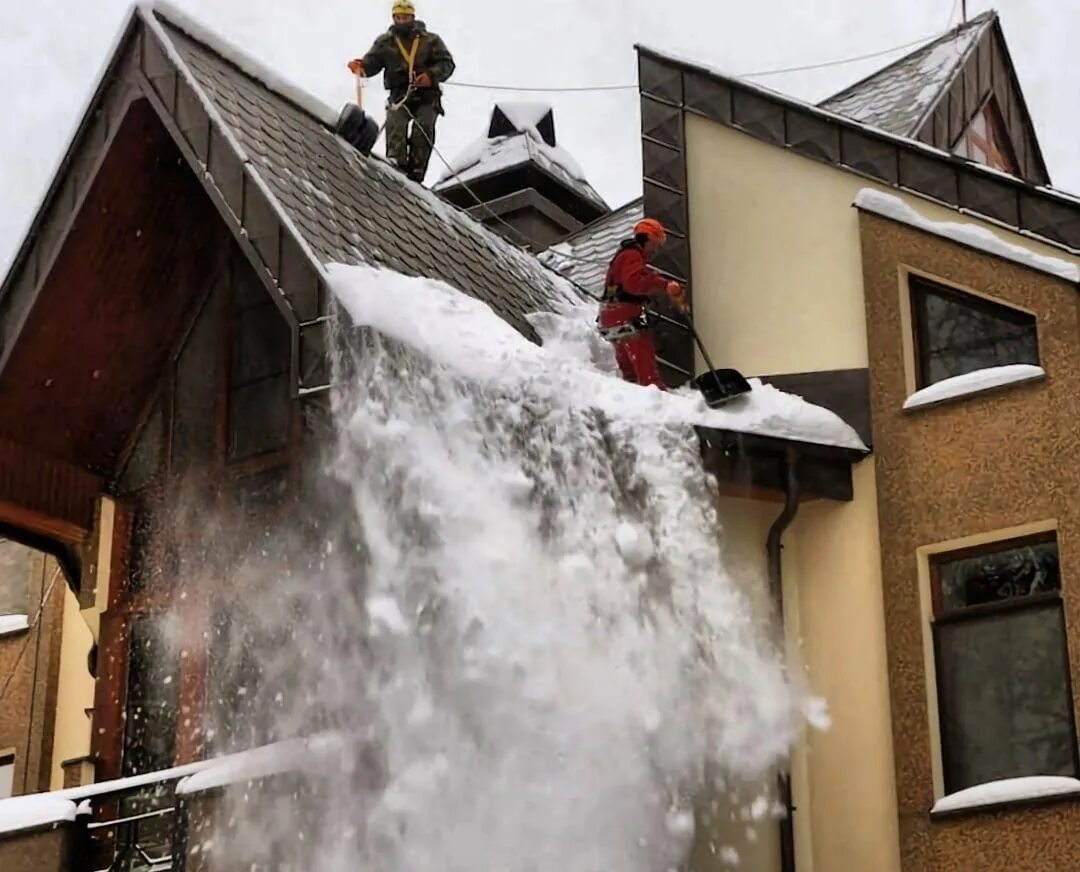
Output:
[905, 11, 997, 136]
[141, 0, 339, 129]
[820, 11, 995, 127]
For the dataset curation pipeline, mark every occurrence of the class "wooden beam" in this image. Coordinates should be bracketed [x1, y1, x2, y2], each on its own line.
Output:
[0, 437, 101, 539]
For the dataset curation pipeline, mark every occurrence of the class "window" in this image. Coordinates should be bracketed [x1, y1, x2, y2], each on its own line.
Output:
[0, 540, 32, 618]
[228, 255, 291, 462]
[951, 97, 1019, 174]
[932, 533, 1078, 794]
[910, 275, 1038, 388]
[0, 754, 14, 799]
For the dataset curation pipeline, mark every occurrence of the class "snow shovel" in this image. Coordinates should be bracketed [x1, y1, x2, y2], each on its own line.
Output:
[646, 309, 752, 408]
[335, 73, 380, 156]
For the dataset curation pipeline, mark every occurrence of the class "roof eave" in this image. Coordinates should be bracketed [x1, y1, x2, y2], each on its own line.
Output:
[698, 426, 869, 504]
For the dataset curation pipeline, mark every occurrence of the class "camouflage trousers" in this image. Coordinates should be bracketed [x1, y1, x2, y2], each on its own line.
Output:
[385, 99, 439, 183]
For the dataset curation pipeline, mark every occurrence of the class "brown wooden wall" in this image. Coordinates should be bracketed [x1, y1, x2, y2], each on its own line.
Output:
[859, 211, 1080, 870]
[915, 26, 1047, 185]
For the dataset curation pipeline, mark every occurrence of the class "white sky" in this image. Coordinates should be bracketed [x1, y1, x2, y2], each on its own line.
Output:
[1, 0, 1078, 277]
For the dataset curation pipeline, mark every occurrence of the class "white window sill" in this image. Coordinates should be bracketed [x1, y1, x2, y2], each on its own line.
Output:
[903, 365, 1046, 411]
[931, 776, 1080, 816]
[0, 615, 29, 639]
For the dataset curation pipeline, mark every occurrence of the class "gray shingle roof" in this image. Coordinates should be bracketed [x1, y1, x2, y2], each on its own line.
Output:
[159, 19, 580, 340]
[538, 198, 643, 298]
[820, 13, 994, 136]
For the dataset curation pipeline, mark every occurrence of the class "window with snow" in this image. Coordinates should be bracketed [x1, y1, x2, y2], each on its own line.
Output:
[932, 533, 1078, 794]
[951, 97, 1019, 174]
[910, 275, 1038, 388]
[0, 754, 14, 799]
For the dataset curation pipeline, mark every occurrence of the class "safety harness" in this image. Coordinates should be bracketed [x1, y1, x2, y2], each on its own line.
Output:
[394, 33, 422, 84]
[602, 238, 647, 304]
[597, 239, 651, 343]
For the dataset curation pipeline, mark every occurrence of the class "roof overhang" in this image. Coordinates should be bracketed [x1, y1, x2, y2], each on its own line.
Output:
[699, 427, 868, 503]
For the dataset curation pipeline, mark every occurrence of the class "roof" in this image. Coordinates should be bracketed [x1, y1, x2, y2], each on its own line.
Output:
[0, 3, 586, 401]
[633, 44, 1080, 266]
[821, 13, 994, 137]
[433, 102, 608, 213]
[538, 198, 644, 297]
[157, 18, 580, 335]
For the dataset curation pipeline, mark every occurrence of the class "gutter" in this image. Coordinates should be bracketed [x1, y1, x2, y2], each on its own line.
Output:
[766, 446, 800, 872]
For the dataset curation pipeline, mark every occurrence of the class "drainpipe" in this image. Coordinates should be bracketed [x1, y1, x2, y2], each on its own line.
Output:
[766, 446, 800, 872]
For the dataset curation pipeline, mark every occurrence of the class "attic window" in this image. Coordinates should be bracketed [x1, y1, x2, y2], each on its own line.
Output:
[951, 97, 1018, 174]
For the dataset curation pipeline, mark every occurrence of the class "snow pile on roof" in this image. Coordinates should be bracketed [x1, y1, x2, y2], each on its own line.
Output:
[0, 795, 77, 836]
[932, 776, 1080, 814]
[0, 614, 29, 636]
[143, 1, 338, 127]
[326, 264, 866, 451]
[855, 189, 1080, 282]
[177, 732, 346, 796]
[433, 104, 607, 211]
[903, 364, 1045, 410]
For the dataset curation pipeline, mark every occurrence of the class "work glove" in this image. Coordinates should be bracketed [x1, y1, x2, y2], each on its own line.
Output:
[666, 281, 688, 312]
[414, 71, 434, 87]
[347, 58, 365, 75]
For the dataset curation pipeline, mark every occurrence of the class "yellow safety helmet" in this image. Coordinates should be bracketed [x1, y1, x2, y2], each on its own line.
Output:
[392, 1, 416, 15]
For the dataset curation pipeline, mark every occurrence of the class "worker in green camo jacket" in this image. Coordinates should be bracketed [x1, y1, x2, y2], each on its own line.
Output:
[348, 1, 456, 184]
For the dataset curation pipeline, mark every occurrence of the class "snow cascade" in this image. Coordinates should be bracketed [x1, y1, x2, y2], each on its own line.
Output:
[190, 265, 833, 871]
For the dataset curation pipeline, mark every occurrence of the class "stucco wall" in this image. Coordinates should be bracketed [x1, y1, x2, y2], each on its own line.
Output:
[685, 116, 903, 872]
[49, 586, 94, 791]
[858, 209, 1080, 870]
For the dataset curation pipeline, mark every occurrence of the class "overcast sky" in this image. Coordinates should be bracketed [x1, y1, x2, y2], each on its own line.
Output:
[1, 0, 1077, 276]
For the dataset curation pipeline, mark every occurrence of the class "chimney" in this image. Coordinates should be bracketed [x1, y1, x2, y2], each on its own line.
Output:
[434, 103, 610, 252]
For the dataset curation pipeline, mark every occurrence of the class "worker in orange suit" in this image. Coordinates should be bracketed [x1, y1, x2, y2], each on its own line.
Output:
[597, 218, 687, 388]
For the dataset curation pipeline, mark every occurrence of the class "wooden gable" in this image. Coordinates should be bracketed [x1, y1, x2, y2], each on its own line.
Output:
[913, 18, 1050, 186]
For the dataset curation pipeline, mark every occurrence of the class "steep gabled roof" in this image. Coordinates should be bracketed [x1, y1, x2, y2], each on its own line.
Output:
[539, 198, 644, 298]
[0, 3, 583, 401]
[821, 14, 993, 138]
[821, 11, 1049, 184]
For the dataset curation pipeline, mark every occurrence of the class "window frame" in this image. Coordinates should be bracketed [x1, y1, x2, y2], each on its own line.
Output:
[908, 272, 1040, 390]
[929, 531, 1080, 796]
[0, 751, 14, 799]
[950, 96, 1020, 174]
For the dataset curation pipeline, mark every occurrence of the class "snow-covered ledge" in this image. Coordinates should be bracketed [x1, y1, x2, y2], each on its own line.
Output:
[0, 795, 77, 836]
[854, 189, 1080, 284]
[0, 615, 29, 638]
[932, 776, 1080, 815]
[903, 365, 1045, 411]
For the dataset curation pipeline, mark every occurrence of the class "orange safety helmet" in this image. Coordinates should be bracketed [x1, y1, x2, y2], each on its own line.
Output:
[633, 218, 668, 245]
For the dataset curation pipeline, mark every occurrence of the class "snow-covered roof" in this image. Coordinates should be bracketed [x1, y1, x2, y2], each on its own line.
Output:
[433, 103, 608, 213]
[0, 2, 578, 356]
[328, 264, 868, 452]
[538, 198, 644, 297]
[854, 189, 1080, 282]
[820, 13, 994, 137]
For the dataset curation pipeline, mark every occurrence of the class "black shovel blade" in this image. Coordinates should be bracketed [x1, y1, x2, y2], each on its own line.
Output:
[336, 104, 379, 156]
[692, 369, 752, 408]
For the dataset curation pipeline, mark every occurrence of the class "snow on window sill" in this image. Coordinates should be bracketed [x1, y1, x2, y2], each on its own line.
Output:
[931, 776, 1080, 817]
[903, 365, 1045, 411]
[0, 614, 29, 638]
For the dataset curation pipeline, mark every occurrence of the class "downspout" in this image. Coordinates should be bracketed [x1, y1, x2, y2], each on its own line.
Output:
[767, 446, 800, 872]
